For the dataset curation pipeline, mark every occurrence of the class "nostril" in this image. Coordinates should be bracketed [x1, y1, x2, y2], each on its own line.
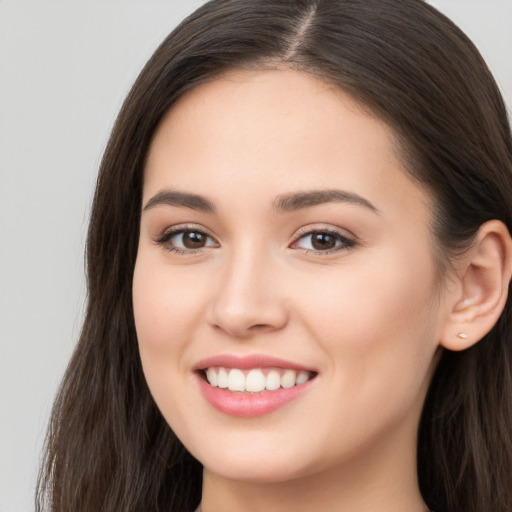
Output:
[249, 324, 272, 331]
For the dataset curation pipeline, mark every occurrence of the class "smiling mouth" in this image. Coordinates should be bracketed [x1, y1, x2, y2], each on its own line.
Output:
[202, 367, 317, 393]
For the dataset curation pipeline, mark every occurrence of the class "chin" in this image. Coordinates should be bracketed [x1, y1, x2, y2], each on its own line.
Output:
[184, 430, 330, 485]
[202, 455, 316, 485]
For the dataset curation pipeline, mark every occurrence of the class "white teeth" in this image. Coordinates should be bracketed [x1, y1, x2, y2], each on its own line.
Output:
[265, 370, 281, 391]
[296, 371, 310, 385]
[227, 369, 245, 392]
[206, 367, 218, 387]
[217, 368, 229, 389]
[281, 369, 296, 389]
[204, 367, 313, 392]
[246, 369, 266, 392]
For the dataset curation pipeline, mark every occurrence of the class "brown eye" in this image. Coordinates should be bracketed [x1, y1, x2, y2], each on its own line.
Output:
[310, 232, 338, 251]
[181, 230, 208, 249]
[292, 229, 356, 253]
[156, 227, 218, 253]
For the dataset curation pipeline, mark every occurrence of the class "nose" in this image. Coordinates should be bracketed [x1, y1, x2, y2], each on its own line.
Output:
[207, 244, 289, 339]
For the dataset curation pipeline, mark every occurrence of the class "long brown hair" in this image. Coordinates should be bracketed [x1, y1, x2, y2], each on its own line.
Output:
[37, 1, 512, 511]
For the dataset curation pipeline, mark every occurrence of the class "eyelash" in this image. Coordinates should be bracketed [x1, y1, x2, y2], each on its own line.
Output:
[154, 225, 357, 256]
[291, 228, 357, 255]
[154, 225, 217, 255]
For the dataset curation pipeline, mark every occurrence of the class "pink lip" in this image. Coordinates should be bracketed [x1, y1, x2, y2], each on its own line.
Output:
[193, 354, 315, 372]
[196, 376, 315, 417]
[193, 354, 317, 418]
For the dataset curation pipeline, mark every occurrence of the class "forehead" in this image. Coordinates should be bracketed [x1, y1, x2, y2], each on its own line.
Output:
[143, 68, 431, 222]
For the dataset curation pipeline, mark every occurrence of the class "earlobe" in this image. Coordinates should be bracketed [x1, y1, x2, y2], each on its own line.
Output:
[440, 220, 512, 352]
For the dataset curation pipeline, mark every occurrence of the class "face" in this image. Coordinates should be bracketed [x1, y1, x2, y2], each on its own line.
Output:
[133, 69, 448, 484]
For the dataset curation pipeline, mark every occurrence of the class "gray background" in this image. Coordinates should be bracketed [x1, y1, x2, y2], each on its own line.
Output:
[0, 1, 511, 511]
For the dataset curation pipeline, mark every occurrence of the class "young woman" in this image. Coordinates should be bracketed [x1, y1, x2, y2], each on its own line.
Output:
[37, 1, 512, 511]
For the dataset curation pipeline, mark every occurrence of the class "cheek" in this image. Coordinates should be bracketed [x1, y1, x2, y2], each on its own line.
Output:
[132, 253, 211, 408]
[133, 254, 206, 350]
[299, 260, 435, 338]
[132, 252, 208, 428]
[294, 250, 439, 406]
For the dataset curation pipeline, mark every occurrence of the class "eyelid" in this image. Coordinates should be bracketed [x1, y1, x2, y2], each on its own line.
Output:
[154, 224, 219, 252]
[293, 223, 356, 240]
[153, 223, 357, 256]
[290, 225, 357, 254]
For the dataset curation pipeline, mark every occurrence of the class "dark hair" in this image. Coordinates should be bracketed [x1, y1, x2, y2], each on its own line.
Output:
[37, 1, 512, 511]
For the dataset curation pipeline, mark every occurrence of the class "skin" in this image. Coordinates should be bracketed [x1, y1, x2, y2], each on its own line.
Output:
[133, 69, 457, 512]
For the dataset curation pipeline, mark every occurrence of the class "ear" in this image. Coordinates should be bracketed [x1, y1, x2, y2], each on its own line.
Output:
[440, 220, 512, 351]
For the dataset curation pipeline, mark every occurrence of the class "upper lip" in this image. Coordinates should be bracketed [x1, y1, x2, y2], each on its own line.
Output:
[193, 354, 316, 372]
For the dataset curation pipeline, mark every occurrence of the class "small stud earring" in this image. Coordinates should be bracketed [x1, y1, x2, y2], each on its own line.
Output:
[457, 332, 468, 340]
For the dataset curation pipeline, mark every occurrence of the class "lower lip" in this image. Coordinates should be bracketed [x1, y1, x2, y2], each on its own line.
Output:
[196, 374, 315, 418]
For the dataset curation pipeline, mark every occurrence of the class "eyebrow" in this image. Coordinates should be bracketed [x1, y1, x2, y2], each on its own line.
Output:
[143, 190, 217, 213]
[142, 188, 379, 215]
[272, 189, 380, 215]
